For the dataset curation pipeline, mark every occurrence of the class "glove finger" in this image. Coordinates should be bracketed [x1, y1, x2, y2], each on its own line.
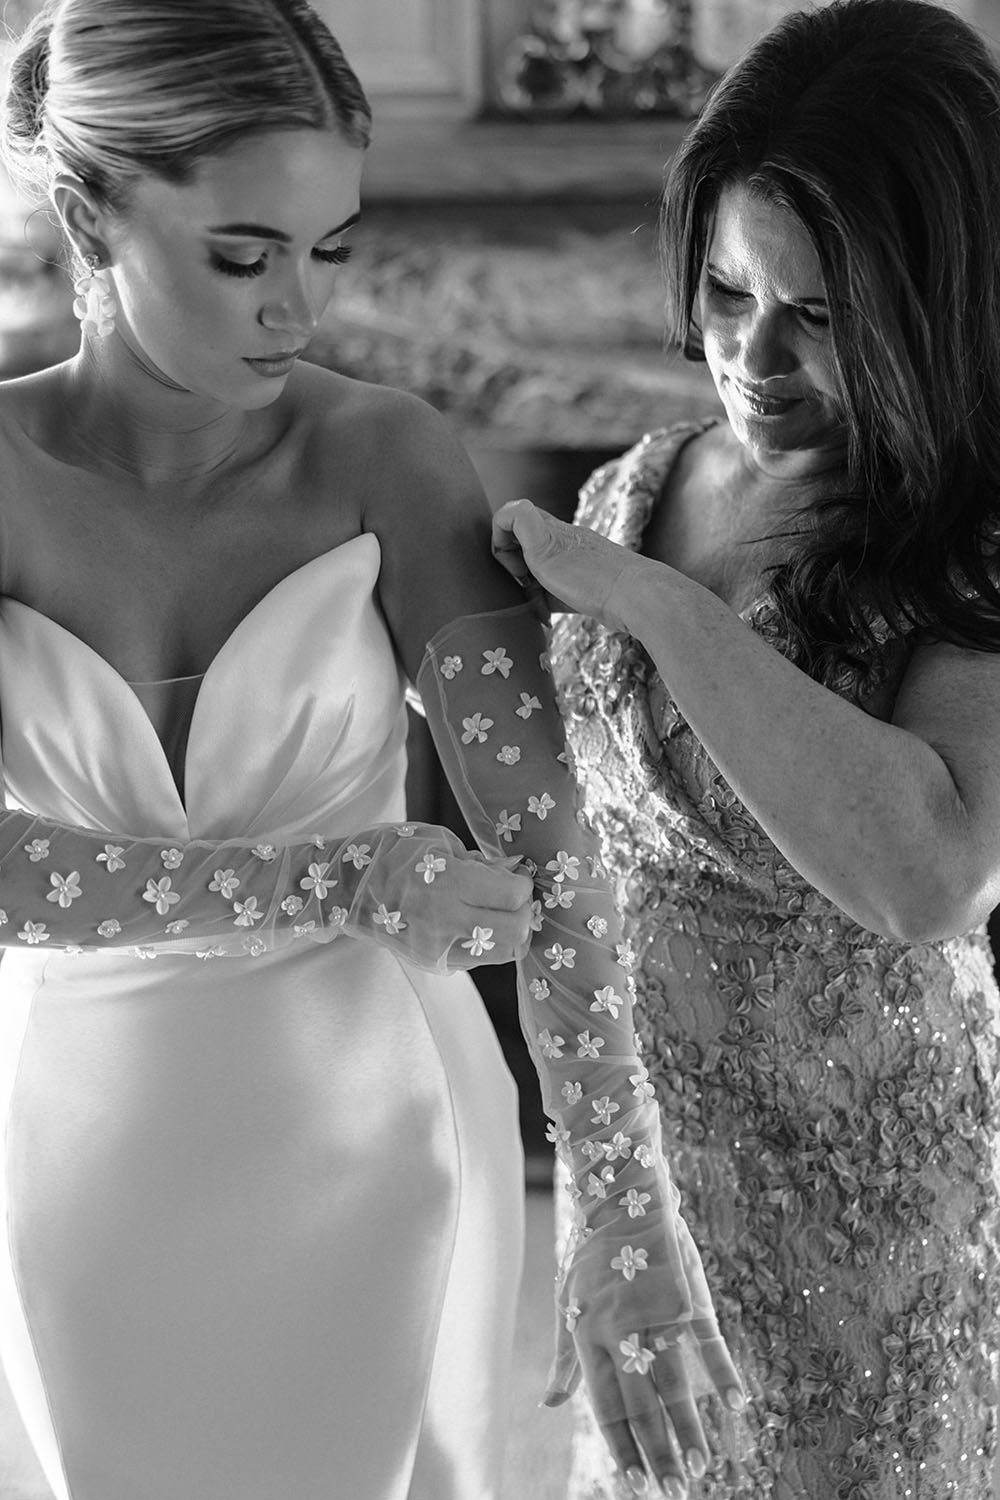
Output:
[692, 1330, 745, 1409]
[649, 1343, 709, 1480]
[543, 1323, 582, 1406]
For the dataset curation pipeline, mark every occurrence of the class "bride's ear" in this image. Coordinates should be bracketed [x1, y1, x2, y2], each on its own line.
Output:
[50, 172, 113, 268]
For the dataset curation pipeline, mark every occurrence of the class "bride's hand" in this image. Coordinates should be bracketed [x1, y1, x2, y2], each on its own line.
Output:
[545, 1215, 744, 1495]
[491, 498, 645, 633]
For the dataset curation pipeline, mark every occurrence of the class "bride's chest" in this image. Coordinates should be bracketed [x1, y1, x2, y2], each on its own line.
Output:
[0, 477, 357, 682]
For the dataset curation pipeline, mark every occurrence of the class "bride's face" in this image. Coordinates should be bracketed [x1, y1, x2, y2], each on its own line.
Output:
[102, 127, 364, 408]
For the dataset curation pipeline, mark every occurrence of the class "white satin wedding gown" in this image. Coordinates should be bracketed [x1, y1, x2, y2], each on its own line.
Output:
[0, 533, 524, 1500]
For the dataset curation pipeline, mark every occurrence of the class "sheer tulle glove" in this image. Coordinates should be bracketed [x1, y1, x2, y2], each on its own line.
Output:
[417, 603, 743, 1492]
[0, 812, 533, 967]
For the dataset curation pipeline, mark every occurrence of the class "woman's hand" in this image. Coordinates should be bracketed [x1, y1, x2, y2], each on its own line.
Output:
[491, 498, 645, 633]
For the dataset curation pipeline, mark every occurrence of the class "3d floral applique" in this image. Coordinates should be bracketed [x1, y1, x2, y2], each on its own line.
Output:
[47, 871, 82, 908]
[544, 886, 576, 910]
[461, 713, 493, 745]
[529, 899, 544, 932]
[481, 647, 513, 678]
[97, 844, 126, 873]
[619, 1333, 656, 1375]
[209, 869, 240, 900]
[18, 921, 49, 944]
[587, 915, 609, 939]
[0, 910, 9, 927]
[280, 895, 304, 916]
[24, 839, 50, 862]
[630, 1065, 656, 1102]
[545, 942, 576, 970]
[611, 1246, 648, 1281]
[165, 920, 189, 935]
[232, 897, 264, 928]
[516, 693, 542, 719]
[342, 844, 372, 870]
[528, 792, 556, 820]
[160, 848, 184, 870]
[252, 844, 277, 862]
[633, 1145, 656, 1169]
[496, 810, 522, 843]
[577, 1031, 605, 1060]
[440, 655, 463, 679]
[373, 904, 406, 935]
[196, 946, 226, 961]
[562, 1080, 583, 1104]
[547, 1121, 571, 1150]
[529, 976, 551, 1001]
[496, 745, 522, 765]
[564, 1302, 582, 1333]
[616, 941, 636, 971]
[587, 1164, 618, 1199]
[547, 851, 580, 883]
[393, 825, 416, 838]
[591, 1094, 620, 1125]
[415, 852, 447, 883]
[586, 854, 607, 879]
[300, 862, 335, 899]
[591, 985, 624, 1020]
[329, 907, 348, 928]
[605, 1131, 633, 1162]
[143, 877, 180, 916]
[539, 1028, 566, 1059]
[620, 1188, 650, 1218]
[462, 926, 495, 957]
[293, 921, 317, 937]
[97, 919, 122, 938]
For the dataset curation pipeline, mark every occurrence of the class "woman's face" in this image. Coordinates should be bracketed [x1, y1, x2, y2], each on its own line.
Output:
[101, 127, 365, 409]
[698, 181, 846, 471]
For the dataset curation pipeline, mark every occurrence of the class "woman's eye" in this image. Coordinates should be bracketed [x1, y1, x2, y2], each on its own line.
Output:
[213, 254, 267, 279]
[313, 245, 353, 266]
[798, 306, 830, 329]
[706, 274, 745, 301]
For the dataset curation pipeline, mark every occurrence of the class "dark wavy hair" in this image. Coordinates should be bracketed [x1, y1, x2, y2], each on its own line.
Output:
[2, 0, 371, 211]
[661, 0, 1000, 674]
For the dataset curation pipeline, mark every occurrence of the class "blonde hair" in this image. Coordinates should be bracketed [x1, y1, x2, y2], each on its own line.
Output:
[2, 0, 371, 207]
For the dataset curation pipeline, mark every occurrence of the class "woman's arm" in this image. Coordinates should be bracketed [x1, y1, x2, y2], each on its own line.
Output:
[492, 499, 1000, 943]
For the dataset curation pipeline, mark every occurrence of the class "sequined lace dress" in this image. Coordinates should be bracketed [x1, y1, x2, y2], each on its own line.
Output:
[550, 424, 1000, 1500]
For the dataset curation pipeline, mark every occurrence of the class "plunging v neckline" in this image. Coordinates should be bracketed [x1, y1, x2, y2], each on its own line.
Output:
[0, 533, 379, 818]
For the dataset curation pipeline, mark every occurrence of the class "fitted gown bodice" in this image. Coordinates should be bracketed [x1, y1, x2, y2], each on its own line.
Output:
[0, 533, 523, 1500]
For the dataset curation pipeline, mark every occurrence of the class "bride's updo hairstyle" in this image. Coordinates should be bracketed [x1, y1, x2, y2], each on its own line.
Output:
[1, 0, 371, 210]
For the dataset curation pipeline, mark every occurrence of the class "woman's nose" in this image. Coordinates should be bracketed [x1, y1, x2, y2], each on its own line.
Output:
[259, 274, 319, 341]
[737, 310, 797, 383]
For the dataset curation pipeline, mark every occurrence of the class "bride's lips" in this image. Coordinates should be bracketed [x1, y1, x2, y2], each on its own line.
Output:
[243, 349, 305, 378]
[728, 378, 801, 416]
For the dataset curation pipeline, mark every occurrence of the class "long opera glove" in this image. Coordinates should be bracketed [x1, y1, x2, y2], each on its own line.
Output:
[0, 813, 524, 969]
[418, 602, 729, 1415]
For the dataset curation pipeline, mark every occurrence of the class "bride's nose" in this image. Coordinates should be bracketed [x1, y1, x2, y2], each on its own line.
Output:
[258, 272, 320, 342]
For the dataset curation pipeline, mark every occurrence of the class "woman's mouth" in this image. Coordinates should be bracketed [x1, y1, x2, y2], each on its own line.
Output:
[243, 351, 304, 379]
[729, 378, 800, 416]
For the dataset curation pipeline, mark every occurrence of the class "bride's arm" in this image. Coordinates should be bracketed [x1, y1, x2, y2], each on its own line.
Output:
[369, 393, 743, 1491]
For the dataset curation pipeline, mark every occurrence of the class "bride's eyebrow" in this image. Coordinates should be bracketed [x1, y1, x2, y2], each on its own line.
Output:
[205, 210, 362, 242]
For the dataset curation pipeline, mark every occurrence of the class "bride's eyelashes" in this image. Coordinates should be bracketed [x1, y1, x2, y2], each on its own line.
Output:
[211, 244, 354, 279]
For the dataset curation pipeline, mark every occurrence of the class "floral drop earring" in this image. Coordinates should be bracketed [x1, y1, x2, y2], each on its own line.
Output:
[72, 253, 117, 339]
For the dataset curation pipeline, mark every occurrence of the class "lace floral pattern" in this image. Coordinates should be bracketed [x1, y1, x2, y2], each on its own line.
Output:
[550, 424, 1000, 1499]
